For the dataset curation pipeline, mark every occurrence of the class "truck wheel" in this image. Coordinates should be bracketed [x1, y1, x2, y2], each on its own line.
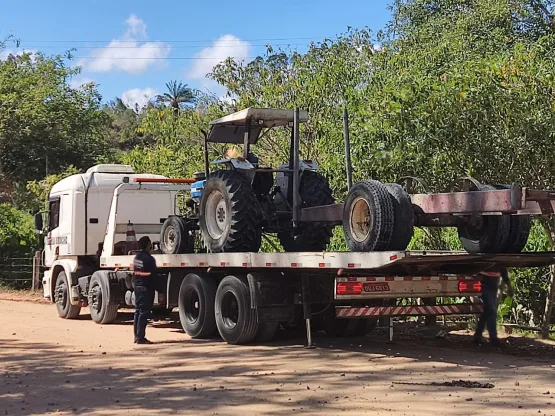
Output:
[384, 183, 414, 250]
[278, 171, 335, 252]
[54, 271, 81, 319]
[215, 275, 259, 344]
[457, 184, 510, 253]
[88, 272, 119, 324]
[178, 273, 217, 338]
[494, 185, 532, 253]
[200, 170, 262, 253]
[255, 322, 279, 343]
[160, 216, 194, 254]
[343, 180, 395, 251]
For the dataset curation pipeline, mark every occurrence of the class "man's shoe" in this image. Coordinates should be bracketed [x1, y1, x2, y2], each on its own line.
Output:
[473, 336, 483, 345]
[136, 338, 153, 344]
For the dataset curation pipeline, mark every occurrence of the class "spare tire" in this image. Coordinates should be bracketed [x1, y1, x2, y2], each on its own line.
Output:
[457, 184, 510, 253]
[385, 183, 414, 250]
[494, 185, 532, 253]
[199, 170, 262, 253]
[160, 216, 195, 254]
[343, 180, 395, 252]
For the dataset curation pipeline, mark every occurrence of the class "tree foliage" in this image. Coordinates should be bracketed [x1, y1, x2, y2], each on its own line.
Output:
[0, 50, 111, 183]
[0, 203, 38, 262]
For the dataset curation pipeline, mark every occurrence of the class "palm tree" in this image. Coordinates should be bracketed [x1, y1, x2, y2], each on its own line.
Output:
[156, 81, 196, 117]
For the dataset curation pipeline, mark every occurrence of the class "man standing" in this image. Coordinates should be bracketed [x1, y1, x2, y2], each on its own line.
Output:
[133, 236, 157, 344]
[474, 268, 514, 347]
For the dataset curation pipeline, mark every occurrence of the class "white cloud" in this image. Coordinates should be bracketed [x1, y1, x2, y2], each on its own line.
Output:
[188, 34, 251, 79]
[79, 14, 171, 74]
[186, 34, 251, 97]
[121, 87, 158, 111]
[69, 76, 94, 89]
[0, 48, 38, 60]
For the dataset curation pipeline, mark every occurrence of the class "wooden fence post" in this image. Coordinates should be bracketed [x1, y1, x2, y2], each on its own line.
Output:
[31, 251, 41, 292]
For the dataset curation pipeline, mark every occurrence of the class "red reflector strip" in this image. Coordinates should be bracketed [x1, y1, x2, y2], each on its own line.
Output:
[459, 281, 482, 292]
[242, 263, 250, 267]
[114, 264, 120, 267]
[163, 263, 169, 267]
[291, 263, 300, 267]
[199, 262, 207, 267]
[347, 263, 360, 268]
[100, 264, 106, 267]
[319, 263, 325, 268]
[181, 262, 188, 267]
[336, 282, 363, 295]
[390, 254, 398, 261]
[266, 263, 275, 267]
[220, 262, 229, 267]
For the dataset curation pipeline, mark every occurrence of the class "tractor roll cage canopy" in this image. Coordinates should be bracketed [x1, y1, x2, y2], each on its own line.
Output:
[206, 107, 309, 144]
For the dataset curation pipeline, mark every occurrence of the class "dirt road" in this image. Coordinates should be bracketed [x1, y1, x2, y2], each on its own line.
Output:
[1, 298, 554, 416]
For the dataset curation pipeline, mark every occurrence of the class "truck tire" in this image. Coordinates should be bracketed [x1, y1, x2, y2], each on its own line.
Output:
[278, 171, 335, 252]
[215, 275, 259, 344]
[54, 271, 81, 319]
[89, 272, 119, 324]
[255, 321, 279, 343]
[178, 273, 217, 338]
[200, 170, 262, 253]
[504, 215, 532, 253]
[343, 180, 395, 251]
[457, 184, 510, 253]
[160, 216, 194, 254]
[494, 185, 532, 253]
[384, 183, 414, 250]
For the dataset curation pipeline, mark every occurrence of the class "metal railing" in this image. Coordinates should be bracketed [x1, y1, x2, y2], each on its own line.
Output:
[0, 252, 42, 290]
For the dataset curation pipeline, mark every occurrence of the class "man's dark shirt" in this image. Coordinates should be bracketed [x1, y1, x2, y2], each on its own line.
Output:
[481, 269, 510, 291]
[133, 250, 157, 291]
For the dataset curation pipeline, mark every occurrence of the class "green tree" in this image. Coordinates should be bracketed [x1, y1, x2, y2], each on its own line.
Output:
[155, 81, 196, 117]
[0, 51, 111, 184]
[0, 203, 38, 262]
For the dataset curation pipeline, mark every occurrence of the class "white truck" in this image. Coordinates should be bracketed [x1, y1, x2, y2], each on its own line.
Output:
[36, 108, 555, 345]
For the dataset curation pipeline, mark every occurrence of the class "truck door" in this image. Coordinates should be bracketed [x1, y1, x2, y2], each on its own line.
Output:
[44, 194, 72, 266]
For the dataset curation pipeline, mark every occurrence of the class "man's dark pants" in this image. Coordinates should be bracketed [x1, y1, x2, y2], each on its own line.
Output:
[475, 285, 498, 341]
[134, 286, 154, 342]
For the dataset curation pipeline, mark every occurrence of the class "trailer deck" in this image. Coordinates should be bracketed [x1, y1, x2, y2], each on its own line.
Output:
[100, 250, 555, 276]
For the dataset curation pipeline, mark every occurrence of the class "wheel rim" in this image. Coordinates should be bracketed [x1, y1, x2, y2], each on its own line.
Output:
[221, 291, 239, 330]
[205, 191, 227, 240]
[55, 279, 68, 309]
[350, 197, 372, 243]
[164, 224, 177, 251]
[90, 283, 103, 315]
[184, 288, 200, 324]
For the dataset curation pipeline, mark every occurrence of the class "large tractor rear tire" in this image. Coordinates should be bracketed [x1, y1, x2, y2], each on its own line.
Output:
[199, 170, 262, 253]
[278, 171, 335, 252]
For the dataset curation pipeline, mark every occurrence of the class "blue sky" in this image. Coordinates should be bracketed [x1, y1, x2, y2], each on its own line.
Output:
[1, 0, 391, 108]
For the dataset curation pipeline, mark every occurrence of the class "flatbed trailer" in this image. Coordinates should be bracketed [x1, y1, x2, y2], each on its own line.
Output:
[39, 170, 555, 345]
[86, 249, 555, 345]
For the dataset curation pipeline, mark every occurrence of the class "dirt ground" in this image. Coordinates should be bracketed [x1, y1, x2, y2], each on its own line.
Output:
[1, 294, 555, 416]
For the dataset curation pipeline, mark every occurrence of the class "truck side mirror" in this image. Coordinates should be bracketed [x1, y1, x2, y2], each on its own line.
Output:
[34, 212, 43, 234]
